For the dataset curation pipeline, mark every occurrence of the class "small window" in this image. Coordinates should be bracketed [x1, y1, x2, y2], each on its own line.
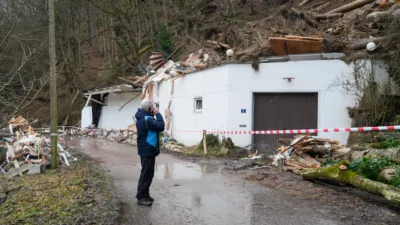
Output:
[194, 98, 202, 112]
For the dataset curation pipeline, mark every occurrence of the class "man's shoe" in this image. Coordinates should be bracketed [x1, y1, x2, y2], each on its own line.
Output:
[147, 196, 154, 202]
[137, 198, 152, 206]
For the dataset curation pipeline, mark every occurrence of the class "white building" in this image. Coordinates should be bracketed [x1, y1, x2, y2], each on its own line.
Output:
[80, 54, 391, 152]
[81, 84, 142, 130]
[146, 54, 391, 151]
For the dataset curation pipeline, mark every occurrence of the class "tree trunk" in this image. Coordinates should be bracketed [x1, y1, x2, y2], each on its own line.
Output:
[87, 2, 93, 46]
[250, 0, 256, 15]
[48, 0, 58, 169]
[150, 0, 159, 30]
[162, 0, 169, 28]
[63, 90, 80, 126]
[227, 0, 235, 17]
[301, 164, 400, 205]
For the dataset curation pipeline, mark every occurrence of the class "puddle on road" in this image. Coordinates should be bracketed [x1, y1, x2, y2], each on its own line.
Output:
[152, 161, 223, 180]
[154, 162, 203, 179]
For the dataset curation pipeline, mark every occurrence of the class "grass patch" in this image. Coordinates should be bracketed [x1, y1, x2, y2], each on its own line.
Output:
[0, 154, 117, 224]
[198, 134, 221, 150]
[369, 132, 400, 149]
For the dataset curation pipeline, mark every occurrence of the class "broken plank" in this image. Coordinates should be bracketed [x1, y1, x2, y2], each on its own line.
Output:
[133, 76, 148, 85]
[296, 152, 321, 167]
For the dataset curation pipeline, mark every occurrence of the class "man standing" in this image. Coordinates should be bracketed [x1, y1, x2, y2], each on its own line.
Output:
[135, 100, 165, 206]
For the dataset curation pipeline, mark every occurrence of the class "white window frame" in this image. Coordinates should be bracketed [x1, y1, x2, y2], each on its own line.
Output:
[194, 97, 203, 113]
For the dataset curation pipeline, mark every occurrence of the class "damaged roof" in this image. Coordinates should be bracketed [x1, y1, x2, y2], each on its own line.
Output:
[84, 84, 142, 96]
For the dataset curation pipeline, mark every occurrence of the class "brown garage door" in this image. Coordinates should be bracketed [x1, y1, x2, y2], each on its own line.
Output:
[253, 93, 318, 153]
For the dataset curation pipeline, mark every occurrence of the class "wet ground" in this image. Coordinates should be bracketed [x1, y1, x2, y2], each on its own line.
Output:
[68, 137, 399, 225]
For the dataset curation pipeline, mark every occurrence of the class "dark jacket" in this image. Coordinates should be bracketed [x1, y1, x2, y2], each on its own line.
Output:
[135, 108, 165, 157]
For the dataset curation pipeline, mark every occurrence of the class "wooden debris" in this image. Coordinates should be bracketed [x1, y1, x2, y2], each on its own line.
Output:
[9, 116, 29, 128]
[326, 0, 375, 14]
[275, 135, 346, 173]
[296, 151, 321, 167]
[299, 0, 312, 7]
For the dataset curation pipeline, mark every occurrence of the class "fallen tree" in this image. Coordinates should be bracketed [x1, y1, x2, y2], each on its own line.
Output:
[326, 0, 375, 14]
[301, 162, 400, 205]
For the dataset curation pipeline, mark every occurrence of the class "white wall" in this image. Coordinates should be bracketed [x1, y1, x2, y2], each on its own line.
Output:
[153, 66, 230, 146]
[226, 60, 357, 147]
[98, 92, 141, 130]
[151, 59, 390, 148]
[81, 106, 93, 129]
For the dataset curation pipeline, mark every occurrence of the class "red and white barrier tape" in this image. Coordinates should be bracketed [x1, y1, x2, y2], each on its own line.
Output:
[172, 125, 400, 135]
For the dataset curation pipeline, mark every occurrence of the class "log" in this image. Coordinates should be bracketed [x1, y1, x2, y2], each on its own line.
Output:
[347, 35, 393, 50]
[301, 163, 400, 205]
[326, 0, 375, 14]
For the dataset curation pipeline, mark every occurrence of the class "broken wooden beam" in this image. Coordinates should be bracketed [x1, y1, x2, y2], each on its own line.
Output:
[118, 77, 136, 84]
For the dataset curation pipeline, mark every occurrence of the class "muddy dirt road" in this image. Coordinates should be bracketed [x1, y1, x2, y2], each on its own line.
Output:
[69, 138, 398, 225]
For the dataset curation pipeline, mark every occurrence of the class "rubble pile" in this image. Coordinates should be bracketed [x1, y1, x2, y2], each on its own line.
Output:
[1, 117, 77, 178]
[273, 134, 350, 174]
[176, 0, 400, 63]
[80, 128, 138, 145]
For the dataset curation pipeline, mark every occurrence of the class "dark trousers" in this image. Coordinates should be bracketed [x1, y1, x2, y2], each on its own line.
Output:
[136, 156, 155, 200]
